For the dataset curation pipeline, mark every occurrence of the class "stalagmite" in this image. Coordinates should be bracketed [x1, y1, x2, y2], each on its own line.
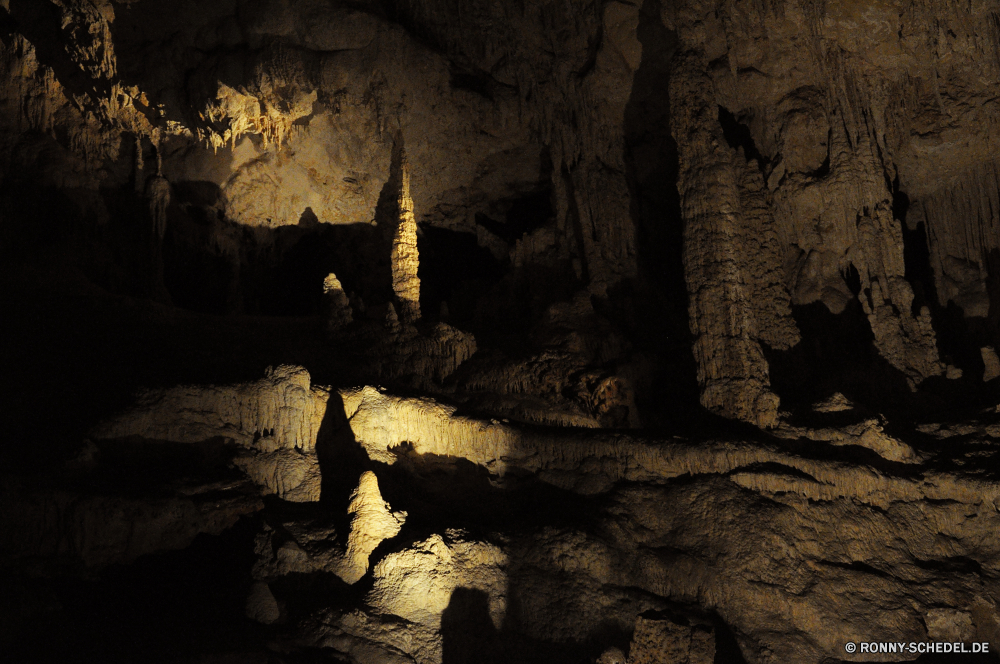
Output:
[391, 156, 421, 324]
[341, 471, 407, 585]
[322, 273, 353, 333]
[245, 472, 406, 585]
[852, 204, 945, 386]
[245, 582, 281, 624]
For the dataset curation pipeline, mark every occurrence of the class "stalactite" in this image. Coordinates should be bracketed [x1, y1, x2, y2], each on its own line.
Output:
[917, 158, 1000, 317]
[145, 174, 170, 242]
[765, 49, 946, 385]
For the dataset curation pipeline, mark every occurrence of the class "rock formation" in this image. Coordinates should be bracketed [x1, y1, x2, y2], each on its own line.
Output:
[323, 272, 354, 333]
[392, 155, 422, 324]
[73, 366, 1000, 663]
[3, 1, 1000, 663]
[627, 615, 715, 664]
[985, 346, 1000, 382]
[670, 48, 799, 427]
[342, 471, 407, 584]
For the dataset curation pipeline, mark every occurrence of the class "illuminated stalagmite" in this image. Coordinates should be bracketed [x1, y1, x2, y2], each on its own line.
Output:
[392, 156, 421, 324]
[342, 471, 407, 584]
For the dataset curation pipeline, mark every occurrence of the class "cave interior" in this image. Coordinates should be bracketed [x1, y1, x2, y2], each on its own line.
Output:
[2, 1, 1000, 663]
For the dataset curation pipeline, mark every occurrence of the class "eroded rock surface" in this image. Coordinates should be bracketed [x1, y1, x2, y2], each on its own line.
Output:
[76, 367, 1000, 662]
[3, 1, 1000, 663]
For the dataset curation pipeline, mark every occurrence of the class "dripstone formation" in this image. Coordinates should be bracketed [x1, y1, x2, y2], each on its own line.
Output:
[1, 1, 999, 663]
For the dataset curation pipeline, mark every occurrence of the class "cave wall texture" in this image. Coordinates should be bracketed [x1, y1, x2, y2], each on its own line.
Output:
[1, 0, 1000, 663]
[2, 0, 999, 419]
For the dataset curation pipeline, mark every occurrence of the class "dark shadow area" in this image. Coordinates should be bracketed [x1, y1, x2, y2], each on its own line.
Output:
[718, 105, 766, 167]
[987, 248, 1000, 341]
[65, 437, 246, 499]
[898, 184, 982, 374]
[713, 618, 750, 664]
[901, 220, 936, 317]
[163, 180, 391, 317]
[767, 298, 914, 417]
[314, 391, 370, 527]
[769, 294, 997, 424]
[1, 516, 266, 664]
[898, 189, 999, 390]
[0, 169, 100, 256]
[465, 258, 582, 352]
[474, 188, 554, 244]
[441, 588, 501, 664]
[0, 252, 346, 473]
[376, 440, 606, 540]
[418, 226, 505, 326]
[439, 585, 594, 664]
[621, 0, 702, 429]
[931, 300, 991, 382]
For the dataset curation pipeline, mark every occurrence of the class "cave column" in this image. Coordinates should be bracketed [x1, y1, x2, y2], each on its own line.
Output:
[669, 49, 798, 428]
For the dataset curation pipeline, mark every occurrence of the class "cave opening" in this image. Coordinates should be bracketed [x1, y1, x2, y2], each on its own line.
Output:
[895, 178, 938, 316]
[767, 298, 915, 418]
[474, 187, 554, 244]
[717, 105, 766, 167]
[418, 224, 505, 327]
[897, 182, 995, 383]
[712, 618, 750, 664]
[449, 64, 496, 101]
[160, 195, 392, 319]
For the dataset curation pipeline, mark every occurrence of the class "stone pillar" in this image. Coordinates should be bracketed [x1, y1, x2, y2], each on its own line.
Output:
[391, 157, 421, 324]
[670, 50, 798, 428]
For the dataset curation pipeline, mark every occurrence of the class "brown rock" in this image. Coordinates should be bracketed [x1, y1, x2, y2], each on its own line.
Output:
[628, 616, 715, 664]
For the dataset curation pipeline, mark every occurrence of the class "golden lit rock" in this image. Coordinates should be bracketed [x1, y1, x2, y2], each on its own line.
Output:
[391, 156, 421, 324]
[6, 1, 1000, 662]
[342, 471, 407, 585]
